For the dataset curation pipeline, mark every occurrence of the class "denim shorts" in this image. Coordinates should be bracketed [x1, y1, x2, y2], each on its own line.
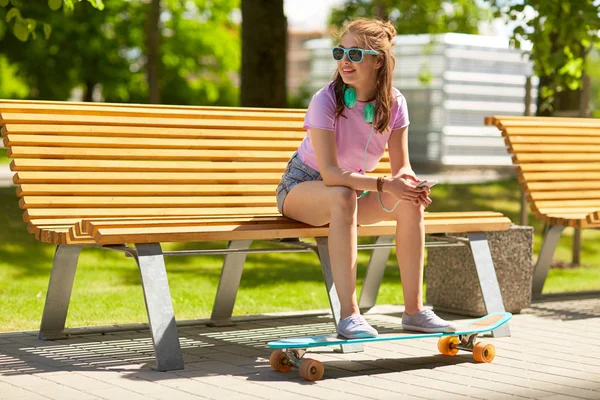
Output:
[276, 152, 322, 215]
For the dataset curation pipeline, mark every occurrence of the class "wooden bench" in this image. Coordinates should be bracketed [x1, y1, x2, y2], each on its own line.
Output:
[485, 115, 600, 298]
[1, 99, 512, 371]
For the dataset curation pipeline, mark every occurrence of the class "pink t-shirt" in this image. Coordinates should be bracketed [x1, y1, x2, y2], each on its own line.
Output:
[297, 81, 409, 174]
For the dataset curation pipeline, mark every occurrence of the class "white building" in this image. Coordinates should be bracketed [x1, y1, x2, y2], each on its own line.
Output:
[305, 33, 537, 168]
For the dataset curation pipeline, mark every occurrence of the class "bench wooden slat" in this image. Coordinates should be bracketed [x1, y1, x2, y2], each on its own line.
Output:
[8, 146, 390, 163]
[501, 127, 600, 136]
[0, 99, 306, 114]
[9, 158, 392, 173]
[27, 213, 511, 245]
[8, 159, 394, 174]
[5, 134, 301, 150]
[506, 136, 600, 144]
[510, 144, 600, 153]
[19, 195, 277, 209]
[0, 113, 305, 130]
[8, 146, 299, 161]
[520, 171, 600, 182]
[486, 115, 600, 128]
[514, 153, 600, 162]
[526, 181, 600, 191]
[9, 159, 291, 172]
[517, 163, 600, 172]
[14, 171, 286, 184]
[2, 124, 307, 140]
[535, 199, 600, 208]
[82, 212, 508, 237]
[528, 190, 600, 200]
[91, 217, 512, 245]
[0, 103, 306, 120]
[546, 212, 592, 219]
[23, 206, 281, 221]
[24, 211, 500, 237]
[535, 206, 598, 214]
[17, 184, 278, 196]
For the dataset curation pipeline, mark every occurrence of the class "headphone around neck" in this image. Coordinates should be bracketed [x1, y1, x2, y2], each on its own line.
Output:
[342, 84, 400, 213]
[343, 85, 375, 123]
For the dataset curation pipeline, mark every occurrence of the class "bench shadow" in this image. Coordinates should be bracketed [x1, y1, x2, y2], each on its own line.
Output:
[0, 312, 469, 379]
[526, 292, 600, 321]
[2, 295, 598, 386]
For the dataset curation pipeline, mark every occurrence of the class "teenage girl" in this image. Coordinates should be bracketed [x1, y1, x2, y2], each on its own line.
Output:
[276, 18, 456, 338]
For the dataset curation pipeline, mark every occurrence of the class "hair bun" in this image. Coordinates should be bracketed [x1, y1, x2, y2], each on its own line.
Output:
[381, 20, 397, 41]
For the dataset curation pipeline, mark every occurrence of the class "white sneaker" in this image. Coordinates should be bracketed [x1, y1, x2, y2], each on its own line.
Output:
[402, 309, 457, 333]
[337, 315, 378, 339]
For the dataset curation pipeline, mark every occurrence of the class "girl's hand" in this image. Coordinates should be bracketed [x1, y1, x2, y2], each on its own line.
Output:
[385, 175, 431, 208]
[395, 168, 418, 183]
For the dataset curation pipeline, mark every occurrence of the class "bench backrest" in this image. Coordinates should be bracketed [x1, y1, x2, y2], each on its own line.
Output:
[0, 100, 392, 239]
[485, 115, 600, 227]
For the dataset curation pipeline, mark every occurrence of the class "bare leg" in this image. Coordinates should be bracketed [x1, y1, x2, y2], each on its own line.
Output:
[357, 192, 425, 314]
[283, 181, 360, 319]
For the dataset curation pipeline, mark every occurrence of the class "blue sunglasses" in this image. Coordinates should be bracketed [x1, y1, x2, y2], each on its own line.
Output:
[332, 47, 379, 63]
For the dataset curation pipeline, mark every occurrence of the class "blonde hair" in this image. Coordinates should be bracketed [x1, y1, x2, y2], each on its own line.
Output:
[332, 18, 397, 134]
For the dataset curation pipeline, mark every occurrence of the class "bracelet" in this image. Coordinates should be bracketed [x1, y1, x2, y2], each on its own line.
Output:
[377, 176, 385, 192]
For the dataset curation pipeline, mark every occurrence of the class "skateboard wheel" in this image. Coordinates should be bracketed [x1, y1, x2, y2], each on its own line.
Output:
[299, 358, 324, 382]
[473, 342, 495, 363]
[269, 349, 292, 373]
[437, 336, 460, 356]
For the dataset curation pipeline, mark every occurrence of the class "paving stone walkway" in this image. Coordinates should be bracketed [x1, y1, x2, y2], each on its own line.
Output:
[1, 295, 599, 400]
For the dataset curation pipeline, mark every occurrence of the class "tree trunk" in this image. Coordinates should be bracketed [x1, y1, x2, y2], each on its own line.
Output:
[84, 80, 96, 102]
[146, 0, 161, 104]
[241, 0, 287, 107]
[375, 1, 387, 19]
[535, 6, 587, 117]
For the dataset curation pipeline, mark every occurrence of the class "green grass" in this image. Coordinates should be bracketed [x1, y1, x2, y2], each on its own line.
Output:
[0, 148, 9, 164]
[1, 178, 599, 332]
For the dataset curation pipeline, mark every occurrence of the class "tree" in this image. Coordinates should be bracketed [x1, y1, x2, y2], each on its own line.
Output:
[158, 0, 240, 106]
[146, 0, 161, 104]
[0, 0, 104, 41]
[240, 0, 287, 107]
[329, 0, 488, 35]
[0, 0, 141, 100]
[489, 0, 600, 115]
[0, 0, 241, 105]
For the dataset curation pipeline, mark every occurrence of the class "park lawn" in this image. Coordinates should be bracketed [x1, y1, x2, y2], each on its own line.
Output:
[1, 178, 599, 332]
[0, 148, 9, 164]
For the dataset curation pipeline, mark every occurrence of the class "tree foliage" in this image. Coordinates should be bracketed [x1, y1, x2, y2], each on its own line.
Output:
[0, 0, 104, 41]
[0, 0, 240, 105]
[489, 0, 600, 113]
[329, 0, 488, 35]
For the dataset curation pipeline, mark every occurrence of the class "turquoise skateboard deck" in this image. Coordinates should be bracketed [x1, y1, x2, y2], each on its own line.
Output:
[268, 312, 512, 381]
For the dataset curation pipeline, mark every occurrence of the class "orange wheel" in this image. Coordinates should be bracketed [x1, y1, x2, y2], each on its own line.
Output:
[473, 342, 496, 363]
[269, 349, 292, 373]
[437, 336, 460, 356]
[299, 358, 324, 382]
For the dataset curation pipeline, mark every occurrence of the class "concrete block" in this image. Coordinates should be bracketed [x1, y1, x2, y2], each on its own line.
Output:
[426, 225, 534, 316]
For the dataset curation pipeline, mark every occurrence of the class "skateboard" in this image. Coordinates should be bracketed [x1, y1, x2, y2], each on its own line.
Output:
[268, 311, 512, 381]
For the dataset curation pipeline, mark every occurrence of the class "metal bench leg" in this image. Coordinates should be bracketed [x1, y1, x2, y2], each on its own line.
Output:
[209, 240, 253, 326]
[532, 225, 565, 299]
[315, 237, 363, 353]
[39, 245, 83, 340]
[135, 243, 184, 371]
[467, 232, 510, 338]
[358, 236, 394, 312]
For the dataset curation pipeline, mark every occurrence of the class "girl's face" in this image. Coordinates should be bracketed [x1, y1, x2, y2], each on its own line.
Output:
[337, 33, 381, 89]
